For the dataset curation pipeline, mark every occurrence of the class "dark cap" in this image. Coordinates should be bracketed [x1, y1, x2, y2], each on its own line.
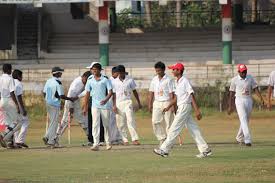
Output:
[112, 66, 119, 73]
[117, 65, 126, 73]
[52, 66, 64, 74]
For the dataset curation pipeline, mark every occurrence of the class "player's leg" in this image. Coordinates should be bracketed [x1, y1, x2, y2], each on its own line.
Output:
[125, 100, 140, 144]
[100, 109, 111, 150]
[163, 101, 174, 137]
[44, 105, 60, 146]
[91, 107, 101, 150]
[242, 98, 253, 145]
[157, 104, 190, 155]
[14, 115, 30, 148]
[152, 101, 166, 144]
[116, 101, 128, 144]
[74, 100, 89, 136]
[55, 102, 69, 142]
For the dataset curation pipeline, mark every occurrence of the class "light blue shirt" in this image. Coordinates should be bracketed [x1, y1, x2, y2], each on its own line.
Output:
[85, 75, 112, 110]
[43, 77, 64, 107]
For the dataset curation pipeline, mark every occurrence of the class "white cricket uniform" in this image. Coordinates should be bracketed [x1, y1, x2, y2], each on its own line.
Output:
[0, 74, 21, 142]
[109, 76, 122, 143]
[268, 71, 275, 97]
[56, 76, 88, 140]
[13, 79, 30, 144]
[149, 74, 174, 141]
[160, 76, 209, 154]
[113, 76, 139, 142]
[230, 75, 258, 144]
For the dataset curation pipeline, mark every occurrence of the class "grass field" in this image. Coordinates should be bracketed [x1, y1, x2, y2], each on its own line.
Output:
[0, 109, 275, 183]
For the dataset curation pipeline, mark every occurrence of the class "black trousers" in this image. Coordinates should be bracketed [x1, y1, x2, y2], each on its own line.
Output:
[87, 98, 105, 143]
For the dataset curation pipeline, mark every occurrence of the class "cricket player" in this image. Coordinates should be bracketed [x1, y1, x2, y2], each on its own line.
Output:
[153, 63, 212, 158]
[109, 66, 123, 145]
[83, 63, 114, 151]
[267, 70, 275, 111]
[228, 64, 264, 146]
[12, 69, 29, 148]
[149, 61, 174, 146]
[43, 67, 76, 148]
[55, 71, 91, 145]
[112, 65, 141, 145]
[0, 64, 21, 148]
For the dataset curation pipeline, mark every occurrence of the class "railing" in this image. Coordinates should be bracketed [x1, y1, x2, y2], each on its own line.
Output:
[116, 9, 275, 30]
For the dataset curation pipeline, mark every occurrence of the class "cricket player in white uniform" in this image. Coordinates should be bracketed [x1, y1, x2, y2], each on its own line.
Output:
[267, 70, 275, 111]
[12, 69, 29, 148]
[0, 64, 21, 148]
[154, 63, 212, 158]
[43, 67, 76, 148]
[83, 63, 114, 151]
[228, 64, 264, 146]
[149, 61, 174, 145]
[109, 66, 123, 145]
[55, 71, 91, 144]
[112, 65, 142, 146]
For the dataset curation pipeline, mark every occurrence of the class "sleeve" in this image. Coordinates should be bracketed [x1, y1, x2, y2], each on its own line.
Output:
[57, 84, 64, 96]
[85, 80, 91, 92]
[229, 78, 236, 92]
[15, 83, 23, 96]
[106, 79, 113, 91]
[9, 79, 15, 93]
[78, 90, 86, 98]
[130, 79, 137, 90]
[43, 81, 48, 93]
[168, 79, 175, 93]
[149, 79, 154, 92]
[186, 79, 194, 95]
[268, 72, 275, 86]
[251, 77, 258, 89]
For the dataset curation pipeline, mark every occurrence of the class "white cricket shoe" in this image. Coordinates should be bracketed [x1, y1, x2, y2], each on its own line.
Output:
[196, 150, 212, 158]
[153, 148, 169, 158]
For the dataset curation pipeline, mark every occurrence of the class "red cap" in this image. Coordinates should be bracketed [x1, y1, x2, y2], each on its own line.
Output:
[168, 63, 184, 71]
[238, 64, 247, 72]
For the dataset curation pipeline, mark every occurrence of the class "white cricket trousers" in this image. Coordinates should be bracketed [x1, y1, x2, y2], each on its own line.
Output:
[235, 97, 253, 144]
[14, 115, 29, 143]
[45, 104, 60, 145]
[109, 110, 122, 142]
[0, 98, 22, 141]
[152, 100, 174, 141]
[92, 107, 110, 146]
[57, 100, 88, 138]
[160, 103, 209, 153]
[116, 100, 139, 142]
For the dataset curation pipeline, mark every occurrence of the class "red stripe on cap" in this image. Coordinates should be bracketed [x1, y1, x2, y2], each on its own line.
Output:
[99, 2, 108, 20]
[222, 0, 232, 18]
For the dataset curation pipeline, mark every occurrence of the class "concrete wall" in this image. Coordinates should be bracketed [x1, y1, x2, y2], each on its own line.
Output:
[0, 5, 15, 51]
[42, 3, 97, 33]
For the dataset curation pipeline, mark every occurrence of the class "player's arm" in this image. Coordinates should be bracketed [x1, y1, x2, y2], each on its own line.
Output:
[228, 91, 235, 115]
[191, 93, 202, 120]
[267, 85, 273, 111]
[83, 91, 90, 116]
[10, 91, 20, 113]
[112, 93, 118, 114]
[170, 92, 177, 113]
[100, 89, 113, 105]
[163, 96, 177, 113]
[17, 94, 27, 116]
[133, 89, 142, 109]
[253, 87, 264, 106]
[148, 91, 154, 113]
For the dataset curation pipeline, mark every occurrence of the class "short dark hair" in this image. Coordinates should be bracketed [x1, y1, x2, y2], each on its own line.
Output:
[12, 69, 23, 80]
[3, 64, 12, 73]
[92, 63, 102, 70]
[154, 61, 165, 70]
[112, 66, 119, 73]
[82, 71, 91, 78]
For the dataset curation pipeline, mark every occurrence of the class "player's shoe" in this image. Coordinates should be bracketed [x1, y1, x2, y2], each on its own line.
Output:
[106, 144, 112, 150]
[99, 142, 105, 146]
[123, 141, 129, 146]
[0, 133, 7, 148]
[6, 141, 15, 149]
[132, 140, 141, 145]
[153, 148, 169, 158]
[82, 142, 93, 147]
[90, 145, 99, 151]
[196, 150, 212, 158]
[15, 143, 29, 148]
[245, 143, 252, 147]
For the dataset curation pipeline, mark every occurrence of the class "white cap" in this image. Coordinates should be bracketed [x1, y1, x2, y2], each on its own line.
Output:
[86, 62, 101, 69]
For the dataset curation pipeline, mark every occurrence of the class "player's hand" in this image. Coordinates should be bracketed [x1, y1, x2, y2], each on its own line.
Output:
[148, 105, 153, 113]
[22, 109, 27, 116]
[69, 108, 74, 118]
[195, 110, 202, 120]
[162, 106, 170, 114]
[71, 97, 78, 102]
[100, 99, 108, 105]
[113, 106, 118, 114]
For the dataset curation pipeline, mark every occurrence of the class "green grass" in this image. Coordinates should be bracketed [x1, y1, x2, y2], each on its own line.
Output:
[0, 110, 275, 183]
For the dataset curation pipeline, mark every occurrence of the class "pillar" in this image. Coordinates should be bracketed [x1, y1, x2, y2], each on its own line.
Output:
[233, 0, 243, 29]
[222, 0, 232, 64]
